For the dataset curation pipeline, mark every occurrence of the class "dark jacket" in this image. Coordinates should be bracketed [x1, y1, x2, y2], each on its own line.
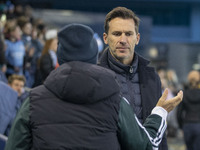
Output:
[5, 61, 167, 150]
[98, 48, 167, 150]
[177, 88, 200, 128]
[39, 53, 55, 82]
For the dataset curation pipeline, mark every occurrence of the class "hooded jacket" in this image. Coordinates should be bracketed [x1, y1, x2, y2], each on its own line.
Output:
[177, 88, 200, 128]
[5, 61, 167, 150]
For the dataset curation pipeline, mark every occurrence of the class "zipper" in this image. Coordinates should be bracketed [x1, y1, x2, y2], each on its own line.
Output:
[129, 66, 133, 73]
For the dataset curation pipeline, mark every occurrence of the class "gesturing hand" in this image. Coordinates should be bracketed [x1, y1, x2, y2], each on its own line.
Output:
[156, 89, 183, 113]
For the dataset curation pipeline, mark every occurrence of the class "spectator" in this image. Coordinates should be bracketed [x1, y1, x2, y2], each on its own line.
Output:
[177, 70, 200, 150]
[17, 16, 32, 48]
[17, 16, 35, 87]
[34, 20, 46, 46]
[4, 20, 25, 77]
[8, 74, 29, 111]
[37, 29, 58, 84]
[24, 25, 43, 87]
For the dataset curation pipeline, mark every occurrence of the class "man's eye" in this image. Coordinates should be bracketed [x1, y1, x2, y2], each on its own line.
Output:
[113, 32, 121, 36]
[126, 33, 132, 36]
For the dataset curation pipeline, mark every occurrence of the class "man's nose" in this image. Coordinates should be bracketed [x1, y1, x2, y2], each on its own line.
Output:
[119, 34, 127, 44]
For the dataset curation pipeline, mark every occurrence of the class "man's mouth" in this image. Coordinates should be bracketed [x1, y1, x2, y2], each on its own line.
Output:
[117, 46, 129, 49]
[117, 47, 128, 52]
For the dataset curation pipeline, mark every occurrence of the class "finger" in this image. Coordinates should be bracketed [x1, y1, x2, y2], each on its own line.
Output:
[174, 91, 183, 106]
[167, 90, 183, 105]
[174, 90, 183, 104]
[160, 88, 168, 101]
[177, 90, 183, 100]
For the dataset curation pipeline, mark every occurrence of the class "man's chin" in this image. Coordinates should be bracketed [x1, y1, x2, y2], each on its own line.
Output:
[115, 55, 127, 62]
[116, 54, 127, 59]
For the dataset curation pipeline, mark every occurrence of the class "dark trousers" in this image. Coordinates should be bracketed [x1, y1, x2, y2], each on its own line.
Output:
[183, 123, 200, 150]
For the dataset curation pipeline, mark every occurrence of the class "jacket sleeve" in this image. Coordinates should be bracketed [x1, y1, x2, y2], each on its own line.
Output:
[118, 98, 167, 150]
[156, 72, 168, 150]
[5, 98, 32, 150]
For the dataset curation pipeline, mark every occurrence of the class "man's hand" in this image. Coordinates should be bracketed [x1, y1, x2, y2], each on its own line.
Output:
[156, 89, 183, 113]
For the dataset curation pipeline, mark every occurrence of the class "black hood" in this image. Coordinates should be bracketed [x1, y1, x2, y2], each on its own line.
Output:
[44, 61, 120, 104]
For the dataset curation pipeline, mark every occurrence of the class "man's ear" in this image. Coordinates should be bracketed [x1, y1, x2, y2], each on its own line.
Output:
[103, 33, 108, 44]
[136, 33, 140, 45]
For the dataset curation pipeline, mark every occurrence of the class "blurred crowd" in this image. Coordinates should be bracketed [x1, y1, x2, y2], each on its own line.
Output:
[0, 1, 60, 138]
[0, 1, 60, 88]
[157, 68, 182, 137]
[1, 1, 200, 150]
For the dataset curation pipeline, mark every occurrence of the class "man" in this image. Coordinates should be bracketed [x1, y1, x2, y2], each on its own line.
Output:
[8, 74, 29, 110]
[5, 24, 183, 150]
[99, 7, 168, 149]
[8, 74, 26, 97]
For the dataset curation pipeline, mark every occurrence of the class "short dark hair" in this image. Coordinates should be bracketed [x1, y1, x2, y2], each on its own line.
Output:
[8, 74, 26, 84]
[104, 7, 140, 34]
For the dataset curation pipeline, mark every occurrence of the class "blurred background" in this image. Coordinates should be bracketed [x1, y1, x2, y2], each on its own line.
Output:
[1, 0, 200, 149]
[2, 0, 199, 84]
[1, 0, 200, 84]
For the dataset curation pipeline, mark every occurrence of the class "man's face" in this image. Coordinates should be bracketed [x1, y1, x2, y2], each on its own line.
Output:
[10, 79, 24, 96]
[103, 18, 140, 65]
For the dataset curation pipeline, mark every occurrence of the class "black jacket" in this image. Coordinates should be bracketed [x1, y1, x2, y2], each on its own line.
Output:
[177, 88, 200, 128]
[31, 61, 121, 149]
[39, 53, 55, 82]
[98, 48, 167, 150]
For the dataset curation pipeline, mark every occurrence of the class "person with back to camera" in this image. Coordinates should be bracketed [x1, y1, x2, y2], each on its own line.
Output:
[5, 23, 183, 150]
[98, 7, 168, 149]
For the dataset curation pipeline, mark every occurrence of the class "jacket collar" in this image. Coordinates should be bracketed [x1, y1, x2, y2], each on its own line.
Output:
[99, 47, 150, 74]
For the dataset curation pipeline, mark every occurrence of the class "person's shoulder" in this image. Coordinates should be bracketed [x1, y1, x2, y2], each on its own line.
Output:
[68, 61, 115, 75]
[136, 53, 150, 66]
[0, 81, 17, 95]
[62, 61, 118, 87]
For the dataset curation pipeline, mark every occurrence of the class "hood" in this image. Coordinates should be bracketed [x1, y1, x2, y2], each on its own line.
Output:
[184, 89, 200, 103]
[44, 61, 120, 104]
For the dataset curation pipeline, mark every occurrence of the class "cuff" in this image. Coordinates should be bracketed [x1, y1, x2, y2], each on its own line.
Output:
[151, 106, 168, 121]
